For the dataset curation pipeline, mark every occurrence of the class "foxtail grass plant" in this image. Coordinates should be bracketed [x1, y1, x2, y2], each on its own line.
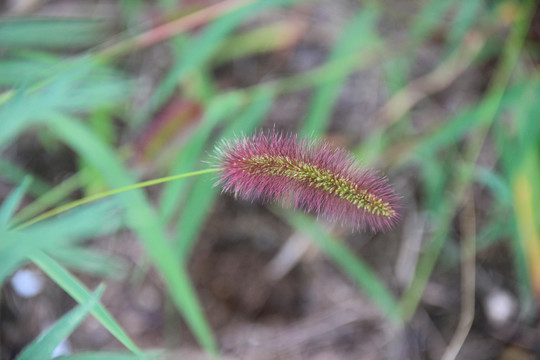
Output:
[15, 130, 401, 232]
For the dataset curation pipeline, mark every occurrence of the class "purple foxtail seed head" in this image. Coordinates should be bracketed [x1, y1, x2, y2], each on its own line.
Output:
[213, 130, 401, 232]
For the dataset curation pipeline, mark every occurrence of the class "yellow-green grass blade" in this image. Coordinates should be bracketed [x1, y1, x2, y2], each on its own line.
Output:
[13, 172, 83, 226]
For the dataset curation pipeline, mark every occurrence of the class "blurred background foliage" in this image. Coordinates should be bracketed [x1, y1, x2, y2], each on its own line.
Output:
[0, 0, 539, 359]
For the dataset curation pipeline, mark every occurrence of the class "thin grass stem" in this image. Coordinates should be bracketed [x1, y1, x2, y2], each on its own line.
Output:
[13, 168, 219, 231]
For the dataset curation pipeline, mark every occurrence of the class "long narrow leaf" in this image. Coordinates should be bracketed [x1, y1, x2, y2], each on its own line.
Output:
[30, 252, 143, 355]
[58, 351, 159, 360]
[0, 177, 30, 230]
[0, 158, 51, 196]
[0, 199, 120, 284]
[0, 18, 107, 50]
[45, 114, 217, 353]
[301, 7, 380, 136]
[16, 284, 105, 360]
[159, 92, 245, 222]
[175, 89, 274, 260]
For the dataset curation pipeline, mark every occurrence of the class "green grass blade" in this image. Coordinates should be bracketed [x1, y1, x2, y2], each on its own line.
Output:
[0, 177, 30, 229]
[410, 0, 454, 39]
[57, 351, 159, 360]
[51, 247, 127, 280]
[447, 0, 484, 48]
[400, 0, 536, 320]
[0, 18, 108, 50]
[0, 199, 121, 285]
[134, 0, 304, 126]
[511, 156, 540, 306]
[159, 92, 245, 222]
[16, 284, 105, 360]
[0, 158, 51, 196]
[0, 53, 61, 86]
[301, 6, 380, 136]
[213, 20, 304, 65]
[0, 58, 130, 149]
[412, 79, 537, 158]
[30, 251, 143, 355]
[45, 114, 217, 353]
[474, 167, 512, 207]
[283, 211, 401, 322]
[13, 173, 83, 225]
[174, 89, 274, 260]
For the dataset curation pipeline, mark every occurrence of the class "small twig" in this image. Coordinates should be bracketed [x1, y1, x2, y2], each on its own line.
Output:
[441, 190, 476, 360]
[394, 202, 425, 287]
[265, 230, 313, 282]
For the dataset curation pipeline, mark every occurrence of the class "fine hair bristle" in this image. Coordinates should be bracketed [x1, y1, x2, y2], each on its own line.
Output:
[213, 130, 401, 232]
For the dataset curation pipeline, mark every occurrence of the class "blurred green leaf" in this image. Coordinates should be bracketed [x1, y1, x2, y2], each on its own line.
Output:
[283, 212, 401, 322]
[13, 173, 83, 225]
[46, 114, 217, 353]
[301, 6, 381, 136]
[16, 284, 105, 360]
[412, 78, 537, 158]
[30, 252, 143, 355]
[135, 0, 305, 127]
[213, 20, 304, 65]
[58, 351, 158, 360]
[0, 159, 51, 196]
[447, 0, 484, 48]
[0, 52, 61, 86]
[511, 152, 540, 309]
[0, 58, 130, 149]
[474, 166, 512, 206]
[17, 284, 105, 360]
[0, 177, 30, 230]
[0, 18, 107, 50]
[52, 246, 127, 280]
[174, 89, 275, 260]
[0, 199, 121, 284]
[410, 0, 454, 39]
[159, 92, 245, 222]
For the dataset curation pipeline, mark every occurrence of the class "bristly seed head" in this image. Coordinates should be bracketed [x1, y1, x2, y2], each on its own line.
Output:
[213, 130, 401, 232]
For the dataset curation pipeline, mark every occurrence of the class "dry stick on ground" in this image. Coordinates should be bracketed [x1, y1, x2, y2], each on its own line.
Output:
[441, 189, 477, 360]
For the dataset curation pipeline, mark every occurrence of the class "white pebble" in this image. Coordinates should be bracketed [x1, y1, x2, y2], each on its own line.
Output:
[10, 269, 44, 298]
[52, 340, 71, 358]
[485, 289, 516, 326]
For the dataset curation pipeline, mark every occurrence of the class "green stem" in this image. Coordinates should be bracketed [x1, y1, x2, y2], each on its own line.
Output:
[14, 168, 220, 231]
